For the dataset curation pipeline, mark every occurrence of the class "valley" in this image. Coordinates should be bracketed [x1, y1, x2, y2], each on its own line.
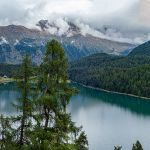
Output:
[0, 1, 150, 150]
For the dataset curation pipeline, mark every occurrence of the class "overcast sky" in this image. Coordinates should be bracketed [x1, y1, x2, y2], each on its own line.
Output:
[0, 0, 149, 32]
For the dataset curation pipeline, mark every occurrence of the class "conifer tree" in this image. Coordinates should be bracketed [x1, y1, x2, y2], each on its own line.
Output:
[114, 146, 122, 150]
[32, 39, 88, 149]
[132, 141, 143, 150]
[15, 55, 33, 146]
[0, 40, 88, 150]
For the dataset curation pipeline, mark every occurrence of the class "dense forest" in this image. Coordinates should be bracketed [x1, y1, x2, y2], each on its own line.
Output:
[0, 64, 20, 77]
[1, 46, 150, 98]
[129, 41, 150, 56]
[69, 52, 150, 98]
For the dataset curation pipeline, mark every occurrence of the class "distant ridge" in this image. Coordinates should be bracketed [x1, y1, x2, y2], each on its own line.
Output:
[0, 22, 133, 64]
[129, 41, 150, 56]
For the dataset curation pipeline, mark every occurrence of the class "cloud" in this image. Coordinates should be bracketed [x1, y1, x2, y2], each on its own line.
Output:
[0, 0, 150, 44]
[72, 20, 150, 44]
[54, 18, 70, 35]
[139, 0, 150, 27]
[0, 0, 140, 27]
[36, 18, 150, 44]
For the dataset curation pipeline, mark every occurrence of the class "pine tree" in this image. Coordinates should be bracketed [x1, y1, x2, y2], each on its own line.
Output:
[15, 55, 33, 146]
[37, 39, 76, 128]
[132, 141, 143, 150]
[114, 146, 122, 150]
[32, 39, 88, 149]
[0, 115, 14, 149]
[0, 40, 88, 150]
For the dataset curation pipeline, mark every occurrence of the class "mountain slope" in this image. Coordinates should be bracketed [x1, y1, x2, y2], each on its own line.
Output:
[0, 23, 133, 64]
[70, 52, 150, 70]
[69, 53, 150, 98]
[129, 41, 150, 56]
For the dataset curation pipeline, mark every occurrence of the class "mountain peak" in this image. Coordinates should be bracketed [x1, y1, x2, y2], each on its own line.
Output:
[36, 20, 49, 31]
[36, 19, 81, 37]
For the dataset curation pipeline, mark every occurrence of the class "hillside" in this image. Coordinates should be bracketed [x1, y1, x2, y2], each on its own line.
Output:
[0, 64, 20, 77]
[69, 53, 150, 98]
[70, 53, 150, 69]
[129, 41, 150, 56]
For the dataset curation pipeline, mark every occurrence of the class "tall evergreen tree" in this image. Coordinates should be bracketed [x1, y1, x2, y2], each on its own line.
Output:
[31, 40, 88, 149]
[132, 141, 143, 150]
[15, 55, 33, 146]
[0, 40, 88, 150]
[0, 55, 33, 149]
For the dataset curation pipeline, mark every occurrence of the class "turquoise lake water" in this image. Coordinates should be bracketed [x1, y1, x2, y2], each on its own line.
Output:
[0, 83, 150, 150]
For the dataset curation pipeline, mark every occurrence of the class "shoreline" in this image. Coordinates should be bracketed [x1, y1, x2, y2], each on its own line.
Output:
[72, 81, 150, 100]
[1, 79, 149, 100]
[0, 78, 14, 84]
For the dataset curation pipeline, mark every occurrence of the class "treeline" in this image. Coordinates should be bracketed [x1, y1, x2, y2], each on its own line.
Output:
[69, 53, 150, 98]
[0, 64, 20, 77]
[71, 53, 150, 69]
[114, 140, 143, 150]
[129, 40, 150, 56]
[0, 40, 88, 150]
[2, 53, 150, 78]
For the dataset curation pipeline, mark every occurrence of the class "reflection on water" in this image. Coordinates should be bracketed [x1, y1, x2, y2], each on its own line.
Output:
[1, 83, 150, 150]
[0, 83, 19, 115]
[71, 84, 150, 117]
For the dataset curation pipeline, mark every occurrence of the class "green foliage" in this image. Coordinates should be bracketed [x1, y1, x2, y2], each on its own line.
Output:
[16, 55, 33, 145]
[0, 40, 88, 150]
[70, 53, 150, 98]
[132, 141, 143, 150]
[114, 141, 144, 150]
[30, 39, 88, 149]
[70, 53, 150, 69]
[114, 146, 122, 150]
[129, 41, 150, 56]
[0, 64, 20, 77]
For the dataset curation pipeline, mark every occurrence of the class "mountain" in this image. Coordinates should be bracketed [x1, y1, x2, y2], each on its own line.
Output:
[0, 20, 134, 64]
[129, 41, 150, 56]
[70, 52, 150, 71]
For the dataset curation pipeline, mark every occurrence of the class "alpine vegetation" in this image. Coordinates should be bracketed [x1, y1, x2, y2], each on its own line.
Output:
[0, 40, 88, 150]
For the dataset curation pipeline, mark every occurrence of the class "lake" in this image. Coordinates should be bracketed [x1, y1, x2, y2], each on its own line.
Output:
[0, 82, 150, 150]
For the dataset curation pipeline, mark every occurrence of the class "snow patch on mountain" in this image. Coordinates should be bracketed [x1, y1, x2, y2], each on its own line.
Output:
[71, 40, 75, 44]
[14, 39, 19, 45]
[0, 37, 9, 45]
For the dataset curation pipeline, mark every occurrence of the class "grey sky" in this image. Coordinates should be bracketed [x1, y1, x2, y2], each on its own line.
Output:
[0, 0, 150, 44]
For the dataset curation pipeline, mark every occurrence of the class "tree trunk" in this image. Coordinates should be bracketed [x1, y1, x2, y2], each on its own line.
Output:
[44, 107, 50, 130]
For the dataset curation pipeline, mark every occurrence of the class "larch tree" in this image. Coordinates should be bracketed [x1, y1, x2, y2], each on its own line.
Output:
[15, 55, 33, 146]
[32, 39, 88, 150]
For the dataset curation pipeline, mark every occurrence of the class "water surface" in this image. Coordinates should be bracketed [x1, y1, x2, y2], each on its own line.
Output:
[1, 83, 150, 150]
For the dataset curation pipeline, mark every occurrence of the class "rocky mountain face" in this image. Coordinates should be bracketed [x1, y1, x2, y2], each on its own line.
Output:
[0, 20, 134, 64]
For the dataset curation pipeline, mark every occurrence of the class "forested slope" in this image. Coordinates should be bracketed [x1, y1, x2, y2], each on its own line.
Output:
[69, 53, 150, 98]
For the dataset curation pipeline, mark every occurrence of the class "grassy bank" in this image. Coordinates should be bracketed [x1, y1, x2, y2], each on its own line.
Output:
[0, 77, 14, 84]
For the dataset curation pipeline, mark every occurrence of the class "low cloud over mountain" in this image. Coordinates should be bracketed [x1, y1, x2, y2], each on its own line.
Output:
[0, 0, 149, 32]
[36, 18, 150, 44]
